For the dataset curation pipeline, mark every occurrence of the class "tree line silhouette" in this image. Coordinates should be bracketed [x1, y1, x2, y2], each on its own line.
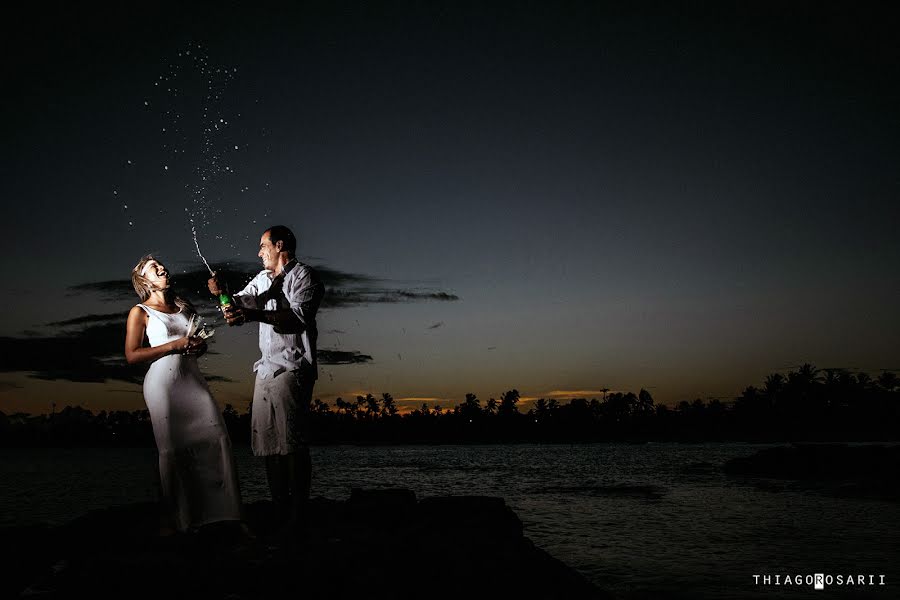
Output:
[1, 365, 897, 446]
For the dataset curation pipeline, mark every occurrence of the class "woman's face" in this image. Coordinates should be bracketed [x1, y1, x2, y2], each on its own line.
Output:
[142, 260, 170, 289]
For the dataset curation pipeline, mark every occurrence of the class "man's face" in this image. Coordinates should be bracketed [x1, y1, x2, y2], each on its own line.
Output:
[258, 232, 280, 271]
[142, 260, 169, 289]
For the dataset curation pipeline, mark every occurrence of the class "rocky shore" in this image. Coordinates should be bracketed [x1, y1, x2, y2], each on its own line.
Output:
[1, 488, 608, 600]
[723, 443, 900, 502]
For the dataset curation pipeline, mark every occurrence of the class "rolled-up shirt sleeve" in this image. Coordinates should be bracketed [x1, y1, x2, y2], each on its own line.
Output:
[286, 266, 324, 330]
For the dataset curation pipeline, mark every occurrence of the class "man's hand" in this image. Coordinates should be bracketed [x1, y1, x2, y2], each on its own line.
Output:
[223, 305, 245, 326]
[208, 274, 223, 296]
[224, 305, 262, 326]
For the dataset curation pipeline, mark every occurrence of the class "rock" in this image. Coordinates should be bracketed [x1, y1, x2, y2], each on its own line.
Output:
[723, 443, 900, 501]
[0, 490, 609, 600]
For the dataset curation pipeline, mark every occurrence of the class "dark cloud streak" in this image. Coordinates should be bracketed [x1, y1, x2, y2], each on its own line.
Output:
[69, 262, 458, 308]
[0, 323, 145, 384]
[1, 260, 433, 382]
[0, 323, 236, 385]
[317, 350, 373, 365]
[324, 289, 459, 308]
[47, 313, 127, 327]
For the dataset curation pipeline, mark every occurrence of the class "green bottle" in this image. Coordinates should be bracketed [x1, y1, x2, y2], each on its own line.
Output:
[218, 291, 233, 310]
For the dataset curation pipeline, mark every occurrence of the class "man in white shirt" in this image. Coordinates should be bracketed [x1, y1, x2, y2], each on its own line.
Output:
[208, 225, 325, 536]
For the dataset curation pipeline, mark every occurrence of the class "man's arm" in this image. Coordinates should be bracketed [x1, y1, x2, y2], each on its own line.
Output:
[283, 265, 325, 332]
[214, 273, 264, 329]
[209, 273, 260, 308]
[225, 266, 323, 332]
[239, 308, 301, 332]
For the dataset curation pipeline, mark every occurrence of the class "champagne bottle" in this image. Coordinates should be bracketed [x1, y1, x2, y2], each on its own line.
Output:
[212, 270, 233, 314]
[218, 291, 234, 309]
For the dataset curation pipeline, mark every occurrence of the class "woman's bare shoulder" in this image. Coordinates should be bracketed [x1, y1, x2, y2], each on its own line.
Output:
[128, 305, 149, 320]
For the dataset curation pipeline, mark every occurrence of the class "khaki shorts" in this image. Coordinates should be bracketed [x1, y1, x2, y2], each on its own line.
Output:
[250, 367, 313, 456]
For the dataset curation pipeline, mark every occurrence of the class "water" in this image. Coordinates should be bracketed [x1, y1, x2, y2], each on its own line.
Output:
[2, 443, 897, 599]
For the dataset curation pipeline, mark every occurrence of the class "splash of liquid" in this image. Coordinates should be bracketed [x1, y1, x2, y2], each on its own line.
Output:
[133, 43, 248, 271]
[191, 218, 214, 275]
[188, 46, 238, 274]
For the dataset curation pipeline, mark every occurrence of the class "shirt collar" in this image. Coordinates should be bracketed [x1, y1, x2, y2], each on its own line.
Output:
[268, 258, 298, 280]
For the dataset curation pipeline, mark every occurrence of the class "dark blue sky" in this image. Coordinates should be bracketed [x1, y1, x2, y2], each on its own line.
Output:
[2, 2, 899, 413]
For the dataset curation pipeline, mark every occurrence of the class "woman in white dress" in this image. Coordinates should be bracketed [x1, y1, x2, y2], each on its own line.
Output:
[124, 255, 244, 535]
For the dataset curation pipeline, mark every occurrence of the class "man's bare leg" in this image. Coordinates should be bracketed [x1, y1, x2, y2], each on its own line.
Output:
[286, 446, 312, 531]
[265, 454, 290, 520]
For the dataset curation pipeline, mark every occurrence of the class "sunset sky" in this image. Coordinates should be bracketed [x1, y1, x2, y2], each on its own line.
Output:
[2, 2, 898, 415]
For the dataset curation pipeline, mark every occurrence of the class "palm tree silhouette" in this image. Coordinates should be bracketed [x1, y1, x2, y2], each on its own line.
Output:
[381, 393, 397, 417]
[856, 372, 872, 390]
[355, 396, 367, 420]
[764, 373, 784, 396]
[498, 389, 520, 415]
[877, 371, 899, 392]
[797, 363, 821, 385]
[637, 389, 654, 414]
[461, 393, 481, 421]
[334, 397, 353, 417]
[535, 398, 547, 419]
[365, 394, 380, 419]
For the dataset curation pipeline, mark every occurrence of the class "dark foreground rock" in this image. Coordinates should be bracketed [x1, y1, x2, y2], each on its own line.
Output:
[723, 443, 900, 501]
[1, 489, 608, 600]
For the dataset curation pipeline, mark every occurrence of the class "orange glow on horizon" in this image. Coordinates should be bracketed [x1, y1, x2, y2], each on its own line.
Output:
[545, 390, 621, 398]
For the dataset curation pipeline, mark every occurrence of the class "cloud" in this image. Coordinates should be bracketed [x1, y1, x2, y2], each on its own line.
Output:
[395, 396, 444, 403]
[0, 322, 145, 384]
[545, 390, 617, 398]
[68, 280, 135, 300]
[323, 288, 459, 308]
[394, 397, 447, 413]
[4, 259, 440, 383]
[46, 313, 127, 327]
[317, 350, 373, 365]
[0, 322, 370, 383]
[0, 321, 237, 385]
[68, 261, 459, 309]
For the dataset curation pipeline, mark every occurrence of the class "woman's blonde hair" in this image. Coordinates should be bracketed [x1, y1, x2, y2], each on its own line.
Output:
[131, 255, 194, 315]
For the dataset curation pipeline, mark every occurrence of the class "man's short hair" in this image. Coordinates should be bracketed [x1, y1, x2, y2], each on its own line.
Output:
[266, 225, 297, 254]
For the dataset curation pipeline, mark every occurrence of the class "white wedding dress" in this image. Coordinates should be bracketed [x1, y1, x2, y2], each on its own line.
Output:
[138, 303, 242, 531]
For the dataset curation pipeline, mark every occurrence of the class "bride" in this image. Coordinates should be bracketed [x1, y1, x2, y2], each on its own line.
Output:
[124, 255, 244, 535]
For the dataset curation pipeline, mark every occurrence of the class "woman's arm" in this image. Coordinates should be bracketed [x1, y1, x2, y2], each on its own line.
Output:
[125, 306, 192, 364]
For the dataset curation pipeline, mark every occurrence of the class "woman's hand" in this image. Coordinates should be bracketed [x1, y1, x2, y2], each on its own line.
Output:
[126, 308, 209, 365]
[172, 336, 207, 356]
[170, 337, 192, 355]
[186, 338, 208, 357]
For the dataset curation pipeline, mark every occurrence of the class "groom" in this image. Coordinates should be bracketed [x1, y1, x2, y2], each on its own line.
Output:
[208, 225, 325, 535]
